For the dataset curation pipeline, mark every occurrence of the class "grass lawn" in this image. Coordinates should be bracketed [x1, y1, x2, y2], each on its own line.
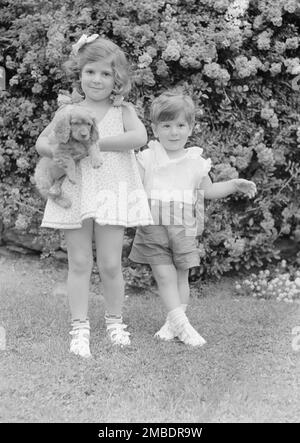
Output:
[0, 252, 299, 423]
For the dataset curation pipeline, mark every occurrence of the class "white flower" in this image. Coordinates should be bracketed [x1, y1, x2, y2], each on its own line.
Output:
[72, 34, 99, 55]
[225, 0, 250, 20]
[138, 53, 153, 68]
[291, 65, 300, 75]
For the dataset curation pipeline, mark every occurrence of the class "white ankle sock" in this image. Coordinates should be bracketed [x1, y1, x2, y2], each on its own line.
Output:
[105, 313, 123, 327]
[166, 304, 187, 323]
[167, 307, 206, 346]
[168, 306, 189, 330]
[71, 318, 90, 331]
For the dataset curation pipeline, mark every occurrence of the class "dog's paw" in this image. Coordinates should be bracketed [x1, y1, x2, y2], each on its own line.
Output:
[91, 154, 103, 168]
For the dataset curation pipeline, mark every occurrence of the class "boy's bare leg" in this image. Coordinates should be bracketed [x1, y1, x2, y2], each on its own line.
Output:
[151, 264, 182, 311]
[151, 264, 206, 346]
[177, 268, 190, 307]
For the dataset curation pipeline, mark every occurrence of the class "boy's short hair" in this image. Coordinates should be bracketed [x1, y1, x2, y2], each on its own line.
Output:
[150, 91, 196, 127]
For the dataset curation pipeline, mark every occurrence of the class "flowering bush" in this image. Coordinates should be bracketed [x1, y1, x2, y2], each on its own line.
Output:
[1, 0, 300, 278]
[235, 260, 300, 302]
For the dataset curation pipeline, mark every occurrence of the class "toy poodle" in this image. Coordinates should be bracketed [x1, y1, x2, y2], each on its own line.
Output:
[34, 107, 102, 208]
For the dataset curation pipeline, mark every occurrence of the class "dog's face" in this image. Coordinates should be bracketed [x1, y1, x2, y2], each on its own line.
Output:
[54, 108, 99, 145]
[70, 114, 95, 143]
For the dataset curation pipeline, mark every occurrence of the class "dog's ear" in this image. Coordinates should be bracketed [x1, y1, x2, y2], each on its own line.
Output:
[90, 118, 99, 143]
[54, 113, 71, 143]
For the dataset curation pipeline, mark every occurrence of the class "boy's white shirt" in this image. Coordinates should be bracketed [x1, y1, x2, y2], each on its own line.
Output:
[136, 140, 211, 202]
[136, 140, 211, 234]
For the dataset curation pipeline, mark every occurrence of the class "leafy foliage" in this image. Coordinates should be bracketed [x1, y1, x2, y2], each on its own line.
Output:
[1, 0, 300, 278]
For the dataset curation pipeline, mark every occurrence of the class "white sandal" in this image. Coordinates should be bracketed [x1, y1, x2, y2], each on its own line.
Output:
[172, 320, 206, 347]
[69, 328, 91, 358]
[106, 323, 131, 346]
[154, 321, 176, 341]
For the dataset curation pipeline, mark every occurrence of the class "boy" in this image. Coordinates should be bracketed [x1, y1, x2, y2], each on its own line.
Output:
[129, 92, 256, 346]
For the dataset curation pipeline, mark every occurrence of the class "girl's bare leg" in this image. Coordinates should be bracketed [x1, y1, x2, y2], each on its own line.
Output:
[63, 219, 93, 321]
[94, 224, 125, 316]
[64, 219, 94, 357]
[94, 225, 130, 346]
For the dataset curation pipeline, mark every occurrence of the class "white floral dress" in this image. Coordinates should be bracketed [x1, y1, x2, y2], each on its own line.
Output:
[41, 106, 153, 229]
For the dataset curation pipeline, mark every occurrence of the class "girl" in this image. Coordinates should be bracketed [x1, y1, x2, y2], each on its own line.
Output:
[36, 34, 153, 358]
[129, 92, 257, 346]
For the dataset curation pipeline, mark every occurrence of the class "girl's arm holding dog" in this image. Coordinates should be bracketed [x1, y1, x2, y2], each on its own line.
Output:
[36, 103, 147, 157]
[35, 106, 72, 158]
[98, 103, 147, 152]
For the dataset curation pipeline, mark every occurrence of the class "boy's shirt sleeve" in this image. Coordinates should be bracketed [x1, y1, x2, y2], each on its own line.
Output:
[186, 147, 212, 236]
[202, 156, 212, 177]
[186, 147, 212, 187]
[198, 157, 212, 186]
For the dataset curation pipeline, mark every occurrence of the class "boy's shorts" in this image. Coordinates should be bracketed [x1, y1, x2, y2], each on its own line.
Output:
[129, 225, 200, 270]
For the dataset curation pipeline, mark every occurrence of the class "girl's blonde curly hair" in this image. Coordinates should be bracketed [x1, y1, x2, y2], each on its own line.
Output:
[64, 37, 131, 98]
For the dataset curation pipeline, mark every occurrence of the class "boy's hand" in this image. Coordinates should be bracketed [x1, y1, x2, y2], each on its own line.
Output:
[232, 179, 257, 198]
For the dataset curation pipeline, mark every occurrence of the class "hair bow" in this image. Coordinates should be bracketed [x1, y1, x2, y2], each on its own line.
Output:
[72, 34, 99, 55]
[57, 89, 84, 108]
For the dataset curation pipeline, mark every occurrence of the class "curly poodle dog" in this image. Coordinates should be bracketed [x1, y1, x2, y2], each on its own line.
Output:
[34, 107, 102, 208]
